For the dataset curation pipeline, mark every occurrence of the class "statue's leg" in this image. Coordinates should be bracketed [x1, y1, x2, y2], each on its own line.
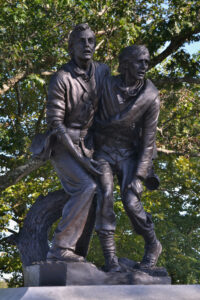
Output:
[95, 158, 122, 272]
[47, 144, 97, 262]
[75, 195, 97, 257]
[118, 157, 162, 268]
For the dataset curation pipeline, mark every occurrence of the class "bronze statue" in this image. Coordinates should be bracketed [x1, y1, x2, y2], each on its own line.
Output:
[94, 45, 162, 272]
[45, 24, 109, 262]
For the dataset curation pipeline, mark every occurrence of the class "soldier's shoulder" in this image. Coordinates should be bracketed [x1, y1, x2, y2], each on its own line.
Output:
[50, 62, 72, 82]
[57, 62, 72, 76]
[145, 79, 160, 107]
[146, 78, 159, 93]
[106, 74, 120, 87]
[94, 61, 110, 73]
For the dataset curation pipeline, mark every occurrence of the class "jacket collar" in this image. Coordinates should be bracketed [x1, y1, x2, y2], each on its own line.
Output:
[70, 59, 95, 81]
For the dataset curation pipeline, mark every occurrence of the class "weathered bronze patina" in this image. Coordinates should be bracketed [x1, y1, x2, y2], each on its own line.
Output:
[32, 27, 161, 272]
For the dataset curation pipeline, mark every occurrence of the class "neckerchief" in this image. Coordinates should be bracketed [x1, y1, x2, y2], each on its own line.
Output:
[117, 76, 144, 104]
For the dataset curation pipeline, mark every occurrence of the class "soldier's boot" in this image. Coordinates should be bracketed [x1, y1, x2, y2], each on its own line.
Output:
[47, 246, 85, 262]
[140, 231, 162, 269]
[98, 230, 123, 272]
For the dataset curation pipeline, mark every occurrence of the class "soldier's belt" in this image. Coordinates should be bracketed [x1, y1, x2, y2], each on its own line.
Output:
[65, 127, 88, 144]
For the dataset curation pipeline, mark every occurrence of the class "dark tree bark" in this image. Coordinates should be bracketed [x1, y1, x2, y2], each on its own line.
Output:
[6, 189, 96, 266]
[7, 189, 68, 266]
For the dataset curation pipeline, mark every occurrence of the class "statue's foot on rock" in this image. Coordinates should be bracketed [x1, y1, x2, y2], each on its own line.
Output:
[103, 255, 123, 273]
[139, 240, 162, 269]
[47, 248, 85, 263]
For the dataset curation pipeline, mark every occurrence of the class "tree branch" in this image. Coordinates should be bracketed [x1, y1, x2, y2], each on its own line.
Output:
[157, 147, 200, 157]
[35, 84, 48, 134]
[41, 71, 54, 76]
[0, 24, 69, 96]
[0, 71, 26, 96]
[96, 26, 117, 37]
[97, 5, 109, 16]
[3, 228, 18, 235]
[152, 76, 200, 86]
[96, 39, 105, 51]
[151, 25, 200, 68]
[0, 158, 45, 192]
[15, 83, 23, 126]
[161, 110, 200, 127]
[0, 69, 56, 96]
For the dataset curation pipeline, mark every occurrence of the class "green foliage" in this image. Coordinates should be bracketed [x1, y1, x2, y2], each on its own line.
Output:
[0, 279, 8, 288]
[0, 0, 200, 286]
[146, 155, 200, 284]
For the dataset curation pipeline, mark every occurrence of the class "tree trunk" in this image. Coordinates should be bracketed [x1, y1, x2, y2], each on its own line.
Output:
[6, 189, 96, 266]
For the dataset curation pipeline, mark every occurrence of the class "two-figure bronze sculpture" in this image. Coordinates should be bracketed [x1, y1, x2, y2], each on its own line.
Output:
[42, 23, 162, 272]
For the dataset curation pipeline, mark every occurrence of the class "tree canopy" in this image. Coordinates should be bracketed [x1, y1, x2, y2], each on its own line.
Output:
[0, 0, 200, 286]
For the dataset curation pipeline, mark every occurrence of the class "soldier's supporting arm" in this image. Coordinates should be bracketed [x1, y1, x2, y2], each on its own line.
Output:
[128, 177, 143, 198]
[135, 96, 160, 180]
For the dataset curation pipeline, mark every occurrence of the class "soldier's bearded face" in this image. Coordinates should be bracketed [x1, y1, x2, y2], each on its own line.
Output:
[72, 29, 95, 62]
[127, 52, 150, 82]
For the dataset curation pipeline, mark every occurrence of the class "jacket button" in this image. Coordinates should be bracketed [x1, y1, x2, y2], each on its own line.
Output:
[130, 123, 135, 130]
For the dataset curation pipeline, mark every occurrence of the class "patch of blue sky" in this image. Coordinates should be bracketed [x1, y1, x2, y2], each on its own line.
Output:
[157, 40, 200, 56]
[183, 41, 200, 55]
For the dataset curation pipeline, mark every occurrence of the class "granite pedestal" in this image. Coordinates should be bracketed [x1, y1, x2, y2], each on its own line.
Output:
[23, 259, 171, 286]
[1, 285, 200, 300]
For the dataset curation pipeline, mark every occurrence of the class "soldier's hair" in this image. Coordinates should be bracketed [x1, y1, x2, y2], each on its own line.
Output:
[118, 45, 150, 75]
[68, 23, 96, 57]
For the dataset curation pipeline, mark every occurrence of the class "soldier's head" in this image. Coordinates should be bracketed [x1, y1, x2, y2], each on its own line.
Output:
[68, 24, 96, 63]
[118, 45, 150, 83]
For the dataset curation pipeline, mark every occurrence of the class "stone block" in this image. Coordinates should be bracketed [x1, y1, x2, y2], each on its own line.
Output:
[1, 285, 200, 300]
[23, 260, 171, 286]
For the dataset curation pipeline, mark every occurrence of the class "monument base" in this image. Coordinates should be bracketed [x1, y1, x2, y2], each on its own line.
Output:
[1, 286, 200, 300]
[23, 258, 171, 286]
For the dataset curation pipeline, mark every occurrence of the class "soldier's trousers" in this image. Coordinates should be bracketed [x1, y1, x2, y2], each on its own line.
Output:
[95, 155, 155, 241]
[50, 141, 97, 255]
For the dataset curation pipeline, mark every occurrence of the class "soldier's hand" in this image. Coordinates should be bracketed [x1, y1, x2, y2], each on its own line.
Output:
[90, 159, 100, 167]
[80, 157, 102, 176]
[128, 177, 143, 197]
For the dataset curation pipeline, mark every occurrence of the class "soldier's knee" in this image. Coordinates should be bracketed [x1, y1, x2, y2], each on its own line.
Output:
[101, 182, 113, 199]
[123, 192, 141, 213]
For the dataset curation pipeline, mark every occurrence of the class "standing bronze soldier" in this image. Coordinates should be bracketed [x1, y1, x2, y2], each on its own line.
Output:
[94, 45, 162, 271]
[46, 24, 109, 262]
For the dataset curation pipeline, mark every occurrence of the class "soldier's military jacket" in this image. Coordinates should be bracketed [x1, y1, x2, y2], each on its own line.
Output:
[94, 75, 160, 180]
[46, 59, 109, 157]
